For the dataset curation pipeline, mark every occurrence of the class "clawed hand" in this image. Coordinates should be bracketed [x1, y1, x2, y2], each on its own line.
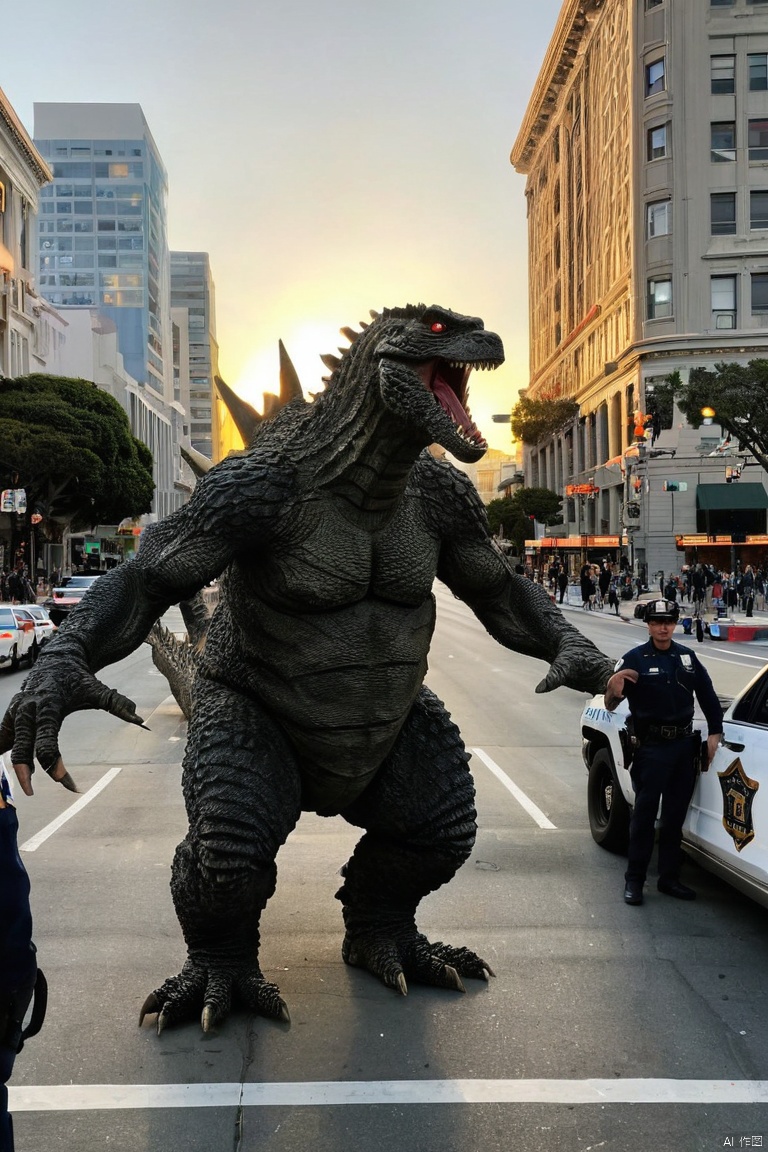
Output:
[535, 636, 614, 696]
[0, 649, 146, 796]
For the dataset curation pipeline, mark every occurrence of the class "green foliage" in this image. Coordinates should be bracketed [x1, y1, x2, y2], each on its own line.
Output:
[509, 394, 579, 446]
[486, 487, 562, 552]
[658, 362, 768, 471]
[0, 374, 155, 531]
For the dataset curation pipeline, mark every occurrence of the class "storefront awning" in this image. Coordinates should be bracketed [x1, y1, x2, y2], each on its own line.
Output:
[696, 483, 768, 511]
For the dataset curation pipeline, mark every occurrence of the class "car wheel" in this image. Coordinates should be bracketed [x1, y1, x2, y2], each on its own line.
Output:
[587, 747, 630, 853]
[10, 645, 19, 673]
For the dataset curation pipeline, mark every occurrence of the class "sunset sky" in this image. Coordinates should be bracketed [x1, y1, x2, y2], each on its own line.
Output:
[4, 0, 564, 451]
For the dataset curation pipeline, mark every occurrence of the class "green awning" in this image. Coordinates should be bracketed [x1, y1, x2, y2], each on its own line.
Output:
[696, 483, 768, 511]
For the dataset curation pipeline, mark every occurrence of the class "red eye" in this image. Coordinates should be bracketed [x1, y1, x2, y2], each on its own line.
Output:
[430, 322, 446, 333]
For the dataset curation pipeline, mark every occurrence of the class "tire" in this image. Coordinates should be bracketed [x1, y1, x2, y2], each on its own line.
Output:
[10, 645, 19, 673]
[587, 747, 630, 853]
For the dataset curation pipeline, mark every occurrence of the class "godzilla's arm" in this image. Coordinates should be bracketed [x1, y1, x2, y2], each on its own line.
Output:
[429, 462, 613, 694]
[0, 453, 291, 786]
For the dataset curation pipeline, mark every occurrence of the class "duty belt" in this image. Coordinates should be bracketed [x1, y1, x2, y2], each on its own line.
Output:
[644, 721, 694, 741]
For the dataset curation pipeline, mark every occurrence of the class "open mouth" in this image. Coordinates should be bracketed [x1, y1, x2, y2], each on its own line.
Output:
[422, 358, 492, 449]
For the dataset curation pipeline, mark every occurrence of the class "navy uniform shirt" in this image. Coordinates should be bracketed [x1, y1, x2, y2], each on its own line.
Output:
[614, 638, 723, 735]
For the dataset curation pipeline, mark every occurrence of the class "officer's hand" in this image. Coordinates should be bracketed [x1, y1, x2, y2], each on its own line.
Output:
[604, 669, 639, 711]
[702, 733, 721, 771]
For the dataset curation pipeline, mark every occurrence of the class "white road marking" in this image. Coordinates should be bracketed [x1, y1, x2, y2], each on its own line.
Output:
[9, 1078, 768, 1111]
[471, 748, 556, 829]
[18, 766, 123, 853]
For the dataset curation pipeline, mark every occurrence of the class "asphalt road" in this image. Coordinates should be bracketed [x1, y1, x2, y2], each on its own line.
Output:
[2, 592, 768, 1152]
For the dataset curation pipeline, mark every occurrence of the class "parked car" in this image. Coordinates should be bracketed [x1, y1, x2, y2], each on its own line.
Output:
[581, 666, 768, 908]
[43, 573, 104, 625]
[11, 604, 57, 659]
[0, 605, 37, 671]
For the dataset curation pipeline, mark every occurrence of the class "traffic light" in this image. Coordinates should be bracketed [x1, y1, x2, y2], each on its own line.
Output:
[625, 503, 641, 518]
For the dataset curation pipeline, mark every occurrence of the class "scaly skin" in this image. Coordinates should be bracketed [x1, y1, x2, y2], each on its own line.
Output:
[0, 304, 613, 1033]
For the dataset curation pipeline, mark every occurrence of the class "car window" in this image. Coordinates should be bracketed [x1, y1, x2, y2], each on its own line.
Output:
[0, 609, 16, 627]
[731, 667, 768, 727]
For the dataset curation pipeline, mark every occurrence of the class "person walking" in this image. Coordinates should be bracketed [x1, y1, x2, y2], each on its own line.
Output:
[607, 579, 620, 616]
[557, 569, 569, 605]
[603, 599, 723, 905]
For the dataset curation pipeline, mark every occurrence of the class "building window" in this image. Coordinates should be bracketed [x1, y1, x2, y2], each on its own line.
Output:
[711, 275, 737, 328]
[646, 200, 671, 237]
[711, 0, 735, 5]
[749, 119, 768, 161]
[712, 55, 736, 94]
[751, 190, 768, 229]
[752, 272, 768, 312]
[647, 123, 668, 160]
[711, 192, 737, 234]
[712, 122, 736, 162]
[646, 0, 663, 7]
[648, 277, 672, 319]
[749, 54, 768, 91]
[646, 59, 666, 97]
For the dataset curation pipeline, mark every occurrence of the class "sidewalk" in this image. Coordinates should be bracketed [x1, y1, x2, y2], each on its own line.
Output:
[554, 587, 768, 644]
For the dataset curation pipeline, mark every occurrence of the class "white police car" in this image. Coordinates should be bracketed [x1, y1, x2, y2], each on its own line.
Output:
[581, 661, 768, 908]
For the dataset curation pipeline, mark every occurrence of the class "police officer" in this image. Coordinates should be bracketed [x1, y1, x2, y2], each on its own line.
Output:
[1, 765, 46, 1151]
[603, 599, 723, 905]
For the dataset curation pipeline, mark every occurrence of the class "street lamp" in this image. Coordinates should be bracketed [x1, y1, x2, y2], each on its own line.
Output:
[701, 406, 716, 425]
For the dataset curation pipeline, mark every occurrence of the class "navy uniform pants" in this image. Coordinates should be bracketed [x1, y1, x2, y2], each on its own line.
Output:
[625, 736, 698, 885]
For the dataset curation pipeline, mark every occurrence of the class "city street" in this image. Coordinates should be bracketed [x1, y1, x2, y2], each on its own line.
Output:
[3, 588, 768, 1152]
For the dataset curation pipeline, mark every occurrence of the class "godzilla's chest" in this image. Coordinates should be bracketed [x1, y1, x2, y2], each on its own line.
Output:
[245, 496, 440, 611]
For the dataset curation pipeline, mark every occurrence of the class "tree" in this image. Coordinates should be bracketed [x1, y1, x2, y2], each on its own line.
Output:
[652, 362, 768, 471]
[0, 374, 155, 540]
[509, 393, 579, 446]
[486, 487, 563, 553]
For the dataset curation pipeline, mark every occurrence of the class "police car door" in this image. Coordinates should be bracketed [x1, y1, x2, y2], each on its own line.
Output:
[684, 665, 768, 896]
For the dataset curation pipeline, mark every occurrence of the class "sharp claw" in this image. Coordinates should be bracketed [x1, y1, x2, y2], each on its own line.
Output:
[157, 1011, 169, 1036]
[58, 771, 79, 793]
[396, 972, 408, 997]
[139, 992, 160, 1026]
[12, 762, 34, 796]
[484, 963, 496, 979]
[278, 1000, 291, 1024]
[201, 1004, 216, 1033]
[444, 965, 466, 993]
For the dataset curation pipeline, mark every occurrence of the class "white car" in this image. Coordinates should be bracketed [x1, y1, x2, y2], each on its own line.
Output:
[0, 605, 37, 671]
[11, 604, 57, 659]
[44, 573, 103, 625]
[581, 664, 768, 908]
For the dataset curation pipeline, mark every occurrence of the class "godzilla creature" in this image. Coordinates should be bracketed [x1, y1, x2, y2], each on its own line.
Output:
[0, 303, 613, 1034]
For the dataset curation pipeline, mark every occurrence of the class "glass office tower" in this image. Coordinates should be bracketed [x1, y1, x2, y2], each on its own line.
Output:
[33, 104, 173, 400]
[170, 251, 219, 457]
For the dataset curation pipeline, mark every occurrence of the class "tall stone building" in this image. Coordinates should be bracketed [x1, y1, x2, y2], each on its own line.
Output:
[511, 0, 768, 579]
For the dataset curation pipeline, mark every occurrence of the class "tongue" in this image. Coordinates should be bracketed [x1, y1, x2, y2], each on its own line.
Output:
[431, 374, 471, 428]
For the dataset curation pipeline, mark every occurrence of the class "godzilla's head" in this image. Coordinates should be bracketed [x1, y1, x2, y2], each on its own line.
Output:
[371, 304, 504, 463]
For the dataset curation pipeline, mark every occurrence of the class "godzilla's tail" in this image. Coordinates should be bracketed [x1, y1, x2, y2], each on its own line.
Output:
[146, 592, 210, 721]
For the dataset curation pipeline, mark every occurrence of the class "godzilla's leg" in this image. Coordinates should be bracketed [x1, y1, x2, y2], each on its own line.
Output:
[140, 677, 302, 1034]
[337, 686, 493, 995]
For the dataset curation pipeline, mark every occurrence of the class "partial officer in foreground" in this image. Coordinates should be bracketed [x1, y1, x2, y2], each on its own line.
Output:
[603, 599, 723, 906]
[0, 765, 47, 1152]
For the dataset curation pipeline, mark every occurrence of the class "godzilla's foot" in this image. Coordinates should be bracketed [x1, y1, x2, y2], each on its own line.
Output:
[342, 930, 495, 996]
[138, 958, 290, 1034]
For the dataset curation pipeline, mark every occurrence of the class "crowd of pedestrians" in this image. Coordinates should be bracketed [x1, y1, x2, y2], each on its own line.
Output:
[0, 566, 37, 605]
[543, 558, 768, 620]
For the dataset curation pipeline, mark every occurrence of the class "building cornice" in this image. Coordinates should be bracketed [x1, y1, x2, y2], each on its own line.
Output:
[510, 0, 604, 174]
[0, 86, 52, 186]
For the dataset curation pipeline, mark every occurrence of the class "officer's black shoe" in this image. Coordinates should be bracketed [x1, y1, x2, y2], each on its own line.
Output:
[657, 879, 696, 900]
[623, 881, 644, 905]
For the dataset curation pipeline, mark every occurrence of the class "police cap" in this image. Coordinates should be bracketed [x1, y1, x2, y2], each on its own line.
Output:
[643, 598, 680, 622]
